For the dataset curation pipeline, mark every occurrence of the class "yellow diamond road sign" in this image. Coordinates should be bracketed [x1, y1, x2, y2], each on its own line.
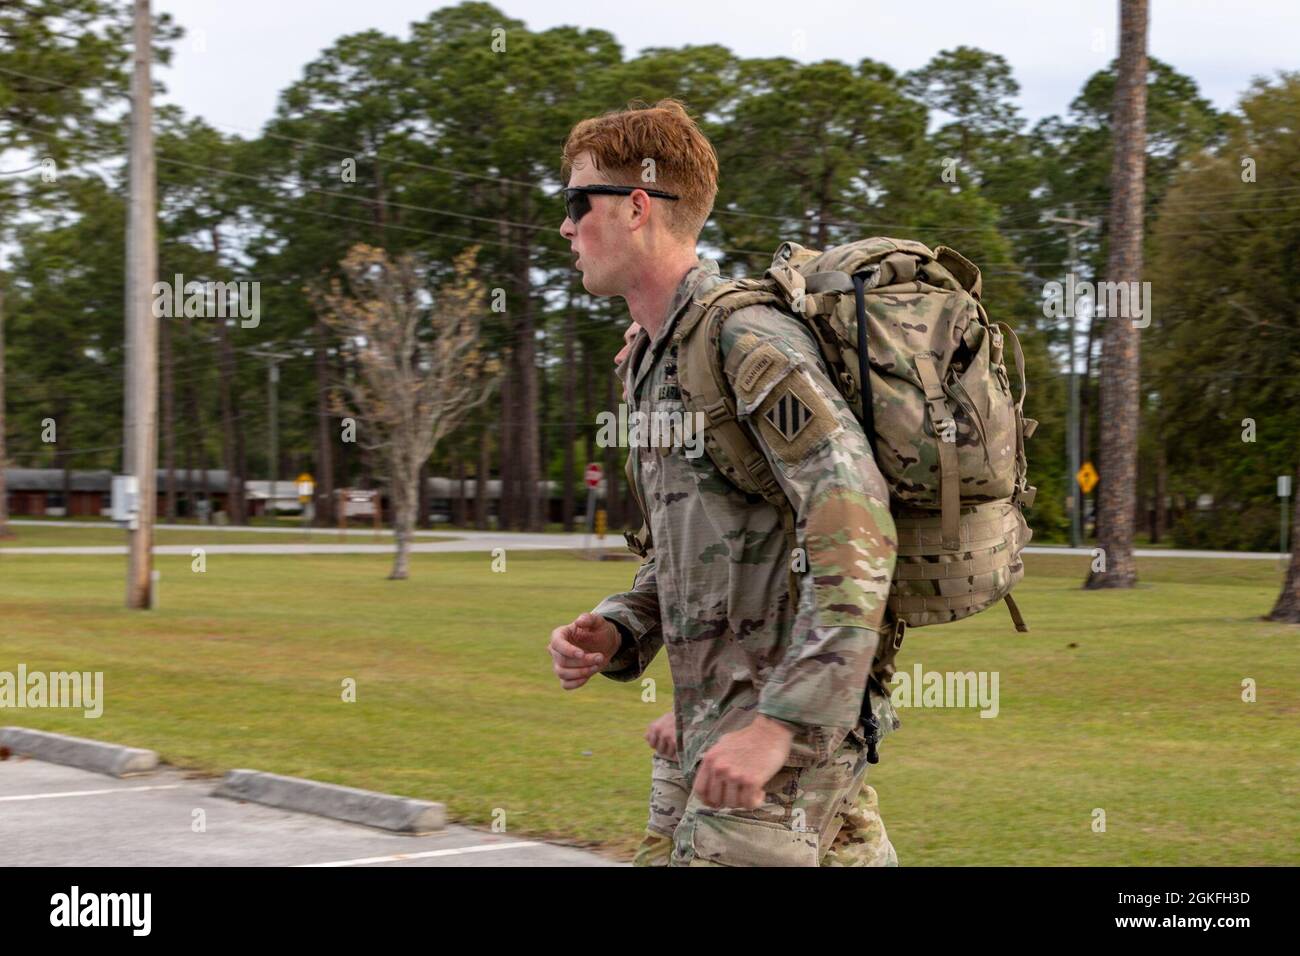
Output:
[1076, 461, 1099, 494]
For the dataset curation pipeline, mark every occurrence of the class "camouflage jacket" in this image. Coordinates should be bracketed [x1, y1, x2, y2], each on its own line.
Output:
[594, 259, 901, 776]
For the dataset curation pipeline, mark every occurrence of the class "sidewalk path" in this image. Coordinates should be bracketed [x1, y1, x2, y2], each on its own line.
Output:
[0, 521, 1288, 560]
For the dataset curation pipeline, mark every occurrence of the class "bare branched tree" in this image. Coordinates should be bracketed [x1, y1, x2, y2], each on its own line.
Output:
[311, 243, 499, 579]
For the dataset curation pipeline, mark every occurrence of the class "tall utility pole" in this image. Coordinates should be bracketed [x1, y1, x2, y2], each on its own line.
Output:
[249, 349, 293, 519]
[1047, 206, 1099, 549]
[123, 0, 157, 609]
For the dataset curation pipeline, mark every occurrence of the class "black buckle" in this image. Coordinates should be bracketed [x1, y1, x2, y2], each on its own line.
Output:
[863, 711, 880, 765]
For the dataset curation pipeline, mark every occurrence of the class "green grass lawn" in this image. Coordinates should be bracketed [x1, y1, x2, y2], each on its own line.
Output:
[0, 546, 1296, 865]
[0, 524, 452, 547]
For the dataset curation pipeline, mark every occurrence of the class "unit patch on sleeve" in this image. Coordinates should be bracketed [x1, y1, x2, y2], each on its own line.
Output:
[752, 368, 840, 466]
[764, 390, 813, 441]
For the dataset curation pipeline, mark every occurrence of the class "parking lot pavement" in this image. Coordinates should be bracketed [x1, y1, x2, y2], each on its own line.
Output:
[0, 757, 622, 867]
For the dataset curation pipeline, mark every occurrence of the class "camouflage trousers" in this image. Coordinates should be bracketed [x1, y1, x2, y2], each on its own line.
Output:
[632, 727, 897, 867]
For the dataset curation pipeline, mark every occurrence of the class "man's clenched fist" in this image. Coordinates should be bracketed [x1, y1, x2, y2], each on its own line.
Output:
[645, 711, 677, 759]
[548, 612, 621, 690]
[692, 715, 794, 810]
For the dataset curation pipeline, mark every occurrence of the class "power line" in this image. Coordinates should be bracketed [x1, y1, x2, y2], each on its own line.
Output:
[156, 155, 557, 234]
[0, 64, 124, 97]
[0, 162, 49, 177]
[224, 112, 1300, 235]
[250, 124, 541, 189]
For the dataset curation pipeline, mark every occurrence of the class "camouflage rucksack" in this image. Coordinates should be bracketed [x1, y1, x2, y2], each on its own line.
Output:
[664, 236, 1037, 634]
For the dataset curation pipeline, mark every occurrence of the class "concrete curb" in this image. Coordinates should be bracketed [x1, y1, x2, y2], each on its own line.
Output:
[0, 727, 159, 777]
[214, 769, 446, 834]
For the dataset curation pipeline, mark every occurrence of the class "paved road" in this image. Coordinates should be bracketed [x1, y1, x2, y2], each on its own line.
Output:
[0, 527, 628, 556]
[0, 756, 621, 867]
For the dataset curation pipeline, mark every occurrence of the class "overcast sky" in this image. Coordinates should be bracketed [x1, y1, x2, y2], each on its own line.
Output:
[155, 0, 1297, 140]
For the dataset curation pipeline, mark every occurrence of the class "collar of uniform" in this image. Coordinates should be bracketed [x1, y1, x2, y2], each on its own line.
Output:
[660, 258, 720, 342]
[629, 258, 721, 402]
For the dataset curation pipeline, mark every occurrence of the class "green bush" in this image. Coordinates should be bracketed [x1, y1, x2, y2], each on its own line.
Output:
[1171, 502, 1282, 552]
[1024, 474, 1070, 543]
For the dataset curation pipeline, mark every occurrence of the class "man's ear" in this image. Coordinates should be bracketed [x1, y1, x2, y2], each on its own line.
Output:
[626, 190, 653, 230]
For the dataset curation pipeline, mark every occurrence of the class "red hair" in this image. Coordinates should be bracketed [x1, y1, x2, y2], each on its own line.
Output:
[561, 98, 718, 241]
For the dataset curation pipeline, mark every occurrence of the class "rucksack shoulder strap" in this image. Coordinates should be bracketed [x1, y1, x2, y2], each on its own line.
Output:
[675, 284, 789, 506]
[675, 284, 802, 608]
[623, 279, 787, 562]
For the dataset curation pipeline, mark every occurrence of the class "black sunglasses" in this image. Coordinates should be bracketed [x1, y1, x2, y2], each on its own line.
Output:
[561, 184, 680, 224]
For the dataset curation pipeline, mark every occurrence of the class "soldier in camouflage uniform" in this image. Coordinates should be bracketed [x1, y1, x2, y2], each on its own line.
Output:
[613, 316, 898, 868]
[613, 325, 690, 869]
[550, 99, 901, 866]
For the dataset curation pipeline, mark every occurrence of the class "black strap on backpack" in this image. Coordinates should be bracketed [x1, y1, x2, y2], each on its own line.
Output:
[852, 271, 877, 451]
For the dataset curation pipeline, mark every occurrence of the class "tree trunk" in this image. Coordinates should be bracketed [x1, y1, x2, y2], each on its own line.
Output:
[161, 306, 177, 520]
[236, 388, 248, 523]
[1085, 0, 1147, 590]
[538, 356, 550, 529]
[453, 454, 467, 526]
[180, 311, 199, 519]
[498, 353, 515, 529]
[476, 424, 490, 530]
[335, 349, 351, 497]
[215, 314, 245, 525]
[517, 310, 542, 530]
[388, 457, 418, 581]
[1153, 439, 1167, 543]
[56, 400, 71, 516]
[183, 433, 194, 519]
[498, 185, 542, 531]
[193, 364, 209, 520]
[1135, 456, 1146, 533]
[359, 440, 375, 497]
[562, 290, 577, 532]
[212, 229, 245, 525]
[1267, 464, 1300, 622]
[314, 317, 335, 526]
[0, 285, 9, 537]
[495, 194, 517, 531]
[417, 456, 431, 529]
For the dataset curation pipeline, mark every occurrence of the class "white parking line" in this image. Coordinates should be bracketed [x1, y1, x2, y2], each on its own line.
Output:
[0, 784, 184, 802]
[297, 841, 542, 867]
